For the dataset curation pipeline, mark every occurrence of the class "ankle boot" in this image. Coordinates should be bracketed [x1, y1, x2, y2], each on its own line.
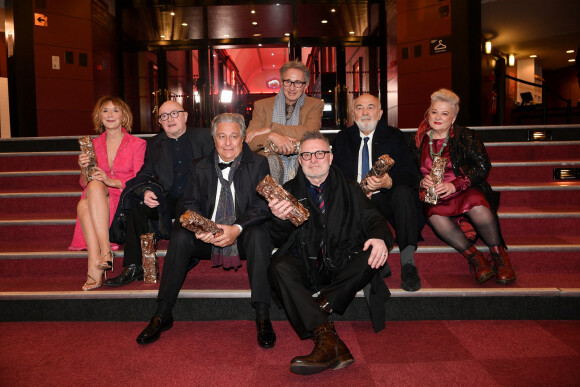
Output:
[289, 321, 354, 375]
[462, 245, 494, 284]
[490, 245, 516, 284]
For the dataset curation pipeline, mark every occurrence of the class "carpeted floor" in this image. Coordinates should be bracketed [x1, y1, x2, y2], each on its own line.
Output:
[1, 320, 579, 386]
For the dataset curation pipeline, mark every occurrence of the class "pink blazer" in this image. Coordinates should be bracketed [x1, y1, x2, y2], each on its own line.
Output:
[69, 128, 146, 250]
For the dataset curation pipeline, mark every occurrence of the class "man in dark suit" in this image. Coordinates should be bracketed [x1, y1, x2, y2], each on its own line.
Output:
[105, 101, 213, 287]
[136, 113, 276, 349]
[332, 94, 423, 292]
[269, 131, 392, 375]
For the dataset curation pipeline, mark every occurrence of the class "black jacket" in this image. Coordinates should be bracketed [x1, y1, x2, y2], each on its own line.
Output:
[110, 128, 214, 243]
[332, 120, 419, 190]
[270, 165, 393, 332]
[410, 124, 498, 211]
[183, 143, 271, 229]
[411, 125, 505, 246]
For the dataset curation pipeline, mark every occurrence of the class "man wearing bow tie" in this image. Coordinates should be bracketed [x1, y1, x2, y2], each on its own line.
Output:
[136, 113, 275, 349]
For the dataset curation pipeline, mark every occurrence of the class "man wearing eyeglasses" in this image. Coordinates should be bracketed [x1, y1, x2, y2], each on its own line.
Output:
[268, 131, 393, 375]
[106, 100, 213, 287]
[331, 94, 423, 292]
[245, 60, 324, 184]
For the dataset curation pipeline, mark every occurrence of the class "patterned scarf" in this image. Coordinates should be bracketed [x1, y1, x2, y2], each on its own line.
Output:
[211, 151, 243, 270]
[271, 90, 306, 182]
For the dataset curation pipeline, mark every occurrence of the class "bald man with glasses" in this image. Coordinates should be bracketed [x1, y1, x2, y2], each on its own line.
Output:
[107, 101, 214, 287]
[246, 60, 324, 184]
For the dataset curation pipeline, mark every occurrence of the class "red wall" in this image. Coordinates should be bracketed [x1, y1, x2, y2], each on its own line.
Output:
[396, 0, 452, 128]
[33, 0, 117, 137]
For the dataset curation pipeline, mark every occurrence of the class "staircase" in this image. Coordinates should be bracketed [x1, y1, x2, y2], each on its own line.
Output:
[1, 133, 579, 323]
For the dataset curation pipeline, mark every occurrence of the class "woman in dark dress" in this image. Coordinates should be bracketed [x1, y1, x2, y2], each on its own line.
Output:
[411, 89, 516, 284]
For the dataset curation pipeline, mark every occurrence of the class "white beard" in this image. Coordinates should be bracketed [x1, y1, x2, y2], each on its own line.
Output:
[355, 117, 378, 133]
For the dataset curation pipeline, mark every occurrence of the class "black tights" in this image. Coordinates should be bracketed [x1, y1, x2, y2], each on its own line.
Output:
[427, 205, 501, 253]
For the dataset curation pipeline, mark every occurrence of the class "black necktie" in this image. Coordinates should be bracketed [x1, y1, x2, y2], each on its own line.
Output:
[218, 161, 233, 170]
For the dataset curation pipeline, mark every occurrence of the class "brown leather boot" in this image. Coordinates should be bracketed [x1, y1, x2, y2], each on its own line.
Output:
[490, 245, 517, 284]
[289, 321, 354, 375]
[462, 245, 494, 284]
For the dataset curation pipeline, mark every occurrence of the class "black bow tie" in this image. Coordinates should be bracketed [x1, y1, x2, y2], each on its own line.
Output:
[218, 161, 233, 170]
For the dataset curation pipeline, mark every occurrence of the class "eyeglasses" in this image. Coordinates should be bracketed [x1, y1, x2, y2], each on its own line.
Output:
[299, 150, 331, 161]
[282, 79, 306, 88]
[159, 110, 185, 121]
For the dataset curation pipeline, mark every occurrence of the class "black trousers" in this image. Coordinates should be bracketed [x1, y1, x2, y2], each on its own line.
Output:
[268, 251, 377, 339]
[157, 221, 273, 310]
[371, 185, 423, 250]
[122, 196, 179, 267]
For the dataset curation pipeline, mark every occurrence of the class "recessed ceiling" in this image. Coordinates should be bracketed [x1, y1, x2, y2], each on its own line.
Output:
[481, 0, 580, 70]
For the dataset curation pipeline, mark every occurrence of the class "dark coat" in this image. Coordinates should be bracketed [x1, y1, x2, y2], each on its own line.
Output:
[182, 142, 271, 229]
[109, 128, 214, 243]
[270, 165, 393, 332]
[411, 124, 505, 246]
[331, 120, 420, 190]
[410, 124, 499, 211]
[270, 165, 393, 274]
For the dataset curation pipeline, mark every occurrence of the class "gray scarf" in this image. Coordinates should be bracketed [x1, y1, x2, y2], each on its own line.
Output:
[211, 152, 242, 270]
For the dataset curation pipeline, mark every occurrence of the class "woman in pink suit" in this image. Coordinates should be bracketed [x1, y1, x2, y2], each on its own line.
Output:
[72, 96, 146, 291]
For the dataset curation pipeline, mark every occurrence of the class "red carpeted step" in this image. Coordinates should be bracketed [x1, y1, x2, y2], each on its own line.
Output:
[0, 224, 75, 250]
[495, 185, 580, 206]
[486, 142, 580, 161]
[0, 153, 78, 172]
[0, 248, 578, 292]
[488, 163, 578, 184]
[0, 173, 80, 191]
[0, 195, 79, 217]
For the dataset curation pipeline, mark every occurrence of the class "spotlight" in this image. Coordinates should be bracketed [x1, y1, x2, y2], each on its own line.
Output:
[508, 54, 515, 66]
[485, 41, 492, 54]
[528, 130, 552, 141]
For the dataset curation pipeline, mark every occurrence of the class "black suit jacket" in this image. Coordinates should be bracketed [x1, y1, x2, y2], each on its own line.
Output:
[182, 143, 271, 229]
[331, 120, 419, 190]
[135, 127, 214, 194]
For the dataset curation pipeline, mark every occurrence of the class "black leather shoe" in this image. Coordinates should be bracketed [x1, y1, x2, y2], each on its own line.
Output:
[136, 314, 173, 345]
[401, 263, 421, 292]
[103, 264, 144, 287]
[256, 319, 276, 349]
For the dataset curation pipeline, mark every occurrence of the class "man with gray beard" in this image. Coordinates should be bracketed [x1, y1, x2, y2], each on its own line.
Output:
[332, 94, 423, 291]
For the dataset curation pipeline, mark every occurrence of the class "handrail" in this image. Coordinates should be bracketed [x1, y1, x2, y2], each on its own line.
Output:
[505, 74, 572, 124]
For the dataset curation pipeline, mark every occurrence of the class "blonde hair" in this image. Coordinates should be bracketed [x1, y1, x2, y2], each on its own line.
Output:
[428, 88, 460, 116]
[92, 96, 133, 133]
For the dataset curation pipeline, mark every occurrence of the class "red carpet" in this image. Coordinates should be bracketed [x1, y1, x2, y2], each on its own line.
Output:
[1, 320, 578, 386]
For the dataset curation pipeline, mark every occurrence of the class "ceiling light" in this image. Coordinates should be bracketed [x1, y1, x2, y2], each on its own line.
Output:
[331, 8, 336, 13]
[321, 20, 328, 24]
[569, 59, 576, 62]
[160, 35, 165, 38]
[253, 33, 261, 37]
[224, 34, 229, 38]
[252, 22, 258, 26]
[485, 41, 492, 54]
[530, 54, 537, 58]
[349, 31, 355, 35]
[271, 53, 274, 56]
[258, 44, 262, 47]
[566, 49, 574, 53]
[251, 10, 256, 14]
[182, 23, 187, 26]
[170, 11, 175, 16]
[284, 33, 290, 36]
[272, 65, 275, 67]
[508, 54, 515, 66]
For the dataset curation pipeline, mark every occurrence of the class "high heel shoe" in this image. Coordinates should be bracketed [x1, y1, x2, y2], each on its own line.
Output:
[82, 272, 103, 291]
[98, 250, 114, 271]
